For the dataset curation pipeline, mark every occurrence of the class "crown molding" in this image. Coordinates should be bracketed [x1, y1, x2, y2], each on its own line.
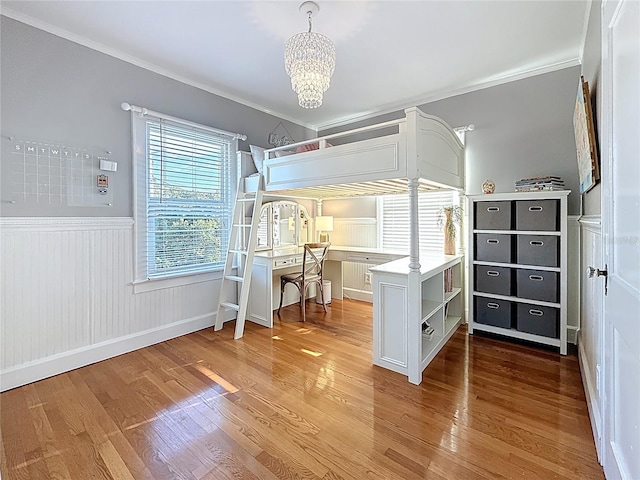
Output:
[578, 0, 594, 64]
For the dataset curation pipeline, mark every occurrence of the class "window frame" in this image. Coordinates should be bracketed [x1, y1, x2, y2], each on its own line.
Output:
[131, 111, 238, 293]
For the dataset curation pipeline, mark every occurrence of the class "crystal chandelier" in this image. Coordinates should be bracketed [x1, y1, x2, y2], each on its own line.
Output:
[284, 1, 335, 109]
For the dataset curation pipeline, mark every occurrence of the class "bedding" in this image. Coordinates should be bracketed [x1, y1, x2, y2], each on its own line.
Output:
[249, 145, 265, 174]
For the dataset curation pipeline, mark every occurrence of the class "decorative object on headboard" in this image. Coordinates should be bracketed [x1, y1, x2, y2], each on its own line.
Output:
[284, 1, 336, 109]
[573, 76, 600, 194]
[268, 121, 295, 147]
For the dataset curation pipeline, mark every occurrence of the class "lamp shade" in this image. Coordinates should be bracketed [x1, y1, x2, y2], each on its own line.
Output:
[315, 215, 333, 232]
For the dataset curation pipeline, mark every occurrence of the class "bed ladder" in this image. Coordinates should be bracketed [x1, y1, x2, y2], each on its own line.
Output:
[214, 175, 264, 339]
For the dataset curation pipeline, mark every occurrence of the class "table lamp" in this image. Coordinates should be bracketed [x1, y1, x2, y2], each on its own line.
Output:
[315, 215, 333, 242]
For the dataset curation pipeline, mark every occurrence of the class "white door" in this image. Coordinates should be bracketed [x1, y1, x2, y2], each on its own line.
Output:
[601, 1, 640, 478]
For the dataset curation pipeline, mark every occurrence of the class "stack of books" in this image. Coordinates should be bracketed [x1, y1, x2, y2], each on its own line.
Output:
[444, 268, 454, 293]
[515, 176, 566, 192]
[422, 322, 435, 341]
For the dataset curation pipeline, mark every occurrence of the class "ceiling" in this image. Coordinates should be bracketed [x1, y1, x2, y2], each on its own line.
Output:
[1, 1, 589, 130]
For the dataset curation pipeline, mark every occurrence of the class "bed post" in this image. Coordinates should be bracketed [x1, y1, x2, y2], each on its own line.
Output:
[407, 176, 421, 383]
[408, 178, 420, 271]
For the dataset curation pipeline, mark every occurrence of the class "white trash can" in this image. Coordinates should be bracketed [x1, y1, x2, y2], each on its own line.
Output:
[316, 280, 332, 304]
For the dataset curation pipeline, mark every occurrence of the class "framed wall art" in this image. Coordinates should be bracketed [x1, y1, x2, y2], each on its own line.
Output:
[573, 76, 600, 194]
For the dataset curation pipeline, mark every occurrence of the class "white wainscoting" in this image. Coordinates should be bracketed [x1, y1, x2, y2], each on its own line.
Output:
[567, 215, 581, 343]
[330, 218, 378, 302]
[0, 217, 229, 391]
[578, 215, 603, 461]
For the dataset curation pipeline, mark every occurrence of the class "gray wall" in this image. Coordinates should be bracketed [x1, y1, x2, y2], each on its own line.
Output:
[580, 0, 602, 216]
[0, 17, 314, 217]
[322, 66, 583, 215]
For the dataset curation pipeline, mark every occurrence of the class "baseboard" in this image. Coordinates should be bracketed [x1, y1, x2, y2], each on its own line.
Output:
[344, 287, 373, 303]
[0, 311, 230, 392]
[567, 325, 579, 344]
[578, 333, 603, 463]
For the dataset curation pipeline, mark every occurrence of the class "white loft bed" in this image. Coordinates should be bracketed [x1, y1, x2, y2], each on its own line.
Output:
[245, 106, 465, 272]
[243, 106, 466, 384]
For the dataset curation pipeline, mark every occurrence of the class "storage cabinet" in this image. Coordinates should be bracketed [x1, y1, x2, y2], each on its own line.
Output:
[371, 255, 463, 384]
[468, 191, 569, 354]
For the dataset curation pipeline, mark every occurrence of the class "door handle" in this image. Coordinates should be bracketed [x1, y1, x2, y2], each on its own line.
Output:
[587, 264, 608, 295]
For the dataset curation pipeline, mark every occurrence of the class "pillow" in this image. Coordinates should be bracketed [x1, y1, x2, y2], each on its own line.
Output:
[296, 142, 319, 153]
[249, 145, 265, 174]
[295, 141, 332, 153]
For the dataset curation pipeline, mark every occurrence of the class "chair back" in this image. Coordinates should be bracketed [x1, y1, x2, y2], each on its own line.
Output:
[302, 242, 330, 279]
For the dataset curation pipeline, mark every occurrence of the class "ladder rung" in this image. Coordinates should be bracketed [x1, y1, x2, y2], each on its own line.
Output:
[230, 249, 248, 255]
[225, 275, 244, 283]
[220, 302, 239, 311]
[237, 198, 256, 203]
[233, 223, 251, 228]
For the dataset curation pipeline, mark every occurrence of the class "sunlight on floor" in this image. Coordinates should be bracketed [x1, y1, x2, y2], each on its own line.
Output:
[301, 348, 323, 357]
[193, 364, 239, 393]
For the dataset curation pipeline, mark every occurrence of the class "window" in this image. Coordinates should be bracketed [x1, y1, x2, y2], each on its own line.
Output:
[379, 190, 460, 253]
[133, 114, 236, 282]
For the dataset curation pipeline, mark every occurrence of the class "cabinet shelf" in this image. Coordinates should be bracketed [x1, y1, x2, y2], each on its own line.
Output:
[471, 322, 561, 347]
[473, 229, 561, 236]
[445, 315, 461, 334]
[444, 287, 462, 303]
[421, 300, 442, 324]
[473, 260, 560, 272]
[472, 291, 560, 308]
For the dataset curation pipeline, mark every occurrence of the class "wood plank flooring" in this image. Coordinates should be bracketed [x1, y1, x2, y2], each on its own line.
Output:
[1, 299, 604, 479]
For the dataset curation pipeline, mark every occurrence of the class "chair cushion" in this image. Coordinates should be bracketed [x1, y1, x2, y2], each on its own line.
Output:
[281, 272, 321, 283]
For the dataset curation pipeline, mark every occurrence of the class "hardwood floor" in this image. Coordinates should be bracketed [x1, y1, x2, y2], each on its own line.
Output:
[1, 299, 603, 480]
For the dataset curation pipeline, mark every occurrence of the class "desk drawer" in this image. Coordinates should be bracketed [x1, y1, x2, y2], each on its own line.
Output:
[345, 253, 389, 264]
[273, 256, 301, 268]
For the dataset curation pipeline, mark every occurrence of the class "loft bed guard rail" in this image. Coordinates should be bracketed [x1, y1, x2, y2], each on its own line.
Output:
[263, 117, 406, 159]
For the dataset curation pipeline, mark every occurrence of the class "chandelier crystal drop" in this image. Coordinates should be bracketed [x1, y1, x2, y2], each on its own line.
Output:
[284, 2, 335, 109]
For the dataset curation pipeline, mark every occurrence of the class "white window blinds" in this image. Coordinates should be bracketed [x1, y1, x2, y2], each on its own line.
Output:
[380, 190, 458, 253]
[134, 116, 235, 280]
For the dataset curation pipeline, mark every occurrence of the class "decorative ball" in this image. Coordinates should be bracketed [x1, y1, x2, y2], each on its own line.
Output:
[482, 179, 495, 194]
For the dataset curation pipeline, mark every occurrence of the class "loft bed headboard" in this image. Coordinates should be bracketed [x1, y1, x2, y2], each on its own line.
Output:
[244, 107, 465, 200]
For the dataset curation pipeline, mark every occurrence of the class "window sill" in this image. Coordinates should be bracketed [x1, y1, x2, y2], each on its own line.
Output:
[133, 269, 225, 294]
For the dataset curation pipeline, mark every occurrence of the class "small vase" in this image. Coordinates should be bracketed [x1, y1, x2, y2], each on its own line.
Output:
[444, 210, 455, 255]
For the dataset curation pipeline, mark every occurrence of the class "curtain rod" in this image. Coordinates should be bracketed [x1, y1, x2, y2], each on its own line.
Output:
[121, 102, 247, 141]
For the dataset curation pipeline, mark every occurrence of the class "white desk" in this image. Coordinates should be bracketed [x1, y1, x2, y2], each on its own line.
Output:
[246, 245, 407, 327]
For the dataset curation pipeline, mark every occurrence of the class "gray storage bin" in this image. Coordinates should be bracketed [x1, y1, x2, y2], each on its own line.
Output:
[516, 269, 559, 303]
[475, 265, 512, 296]
[475, 201, 512, 230]
[475, 233, 512, 263]
[515, 200, 559, 231]
[474, 297, 512, 329]
[516, 304, 559, 338]
[516, 235, 559, 267]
